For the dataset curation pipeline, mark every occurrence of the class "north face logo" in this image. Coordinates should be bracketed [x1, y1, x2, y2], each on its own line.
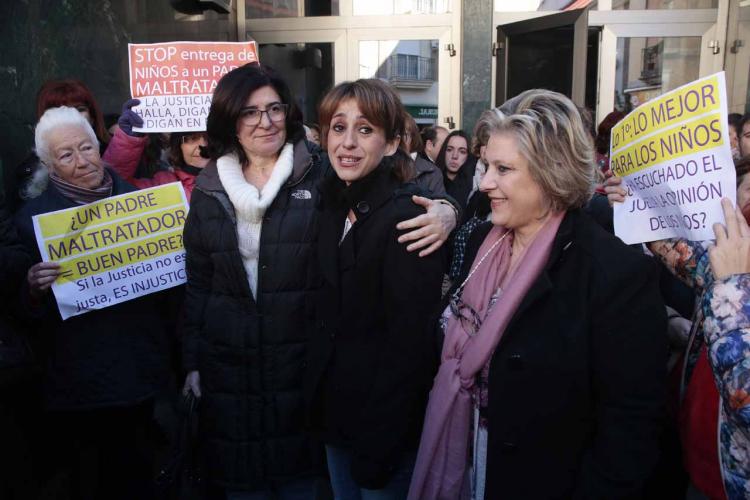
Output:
[291, 189, 312, 200]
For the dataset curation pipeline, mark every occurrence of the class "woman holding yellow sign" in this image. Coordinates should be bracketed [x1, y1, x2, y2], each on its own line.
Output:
[607, 162, 750, 500]
[14, 106, 167, 500]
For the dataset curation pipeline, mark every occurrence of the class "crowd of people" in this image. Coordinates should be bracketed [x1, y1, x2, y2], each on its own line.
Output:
[2, 62, 750, 500]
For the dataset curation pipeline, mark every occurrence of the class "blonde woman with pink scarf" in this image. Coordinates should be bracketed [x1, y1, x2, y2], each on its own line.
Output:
[409, 90, 668, 500]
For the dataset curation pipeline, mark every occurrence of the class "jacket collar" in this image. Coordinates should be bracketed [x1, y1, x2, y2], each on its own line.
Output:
[414, 156, 436, 176]
[503, 209, 577, 335]
[195, 139, 318, 194]
[175, 165, 201, 178]
[316, 159, 402, 291]
[318, 158, 400, 224]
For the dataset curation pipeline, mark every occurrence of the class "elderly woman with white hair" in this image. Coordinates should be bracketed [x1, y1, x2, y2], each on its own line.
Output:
[408, 90, 668, 500]
[13, 106, 166, 500]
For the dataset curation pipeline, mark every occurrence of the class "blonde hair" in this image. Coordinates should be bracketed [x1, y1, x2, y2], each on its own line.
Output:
[472, 109, 495, 156]
[487, 89, 595, 212]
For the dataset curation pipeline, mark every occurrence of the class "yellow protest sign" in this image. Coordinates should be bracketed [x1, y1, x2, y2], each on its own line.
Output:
[32, 183, 189, 319]
[611, 72, 735, 244]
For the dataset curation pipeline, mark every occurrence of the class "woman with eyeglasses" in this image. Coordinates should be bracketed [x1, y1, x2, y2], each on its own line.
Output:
[181, 63, 458, 498]
[409, 90, 667, 500]
[15, 79, 110, 209]
[15, 107, 166, 500]
[103, 98, 209, 201]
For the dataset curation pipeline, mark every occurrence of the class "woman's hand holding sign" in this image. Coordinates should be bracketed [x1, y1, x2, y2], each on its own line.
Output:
[605, 175, 627, 205]
[27, 261, 61, 299]
[709, 198, 750, 280]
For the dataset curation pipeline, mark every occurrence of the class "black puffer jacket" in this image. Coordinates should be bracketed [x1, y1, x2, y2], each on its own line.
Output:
[182, 139, 326, 490]
[13, 172, 169, 410]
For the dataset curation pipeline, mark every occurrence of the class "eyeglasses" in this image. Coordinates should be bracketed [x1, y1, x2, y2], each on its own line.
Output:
[239, 103, 289, 126]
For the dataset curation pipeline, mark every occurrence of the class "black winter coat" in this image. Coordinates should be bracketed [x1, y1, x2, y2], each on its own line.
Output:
[305, 162, 444, 489]
[443, 156, 477, 212]
[182, 140, 325, 490]
[0, 189, 29, 295]
[451, 210, 667, 499]
[13, 171, 169, 410]
[413, 156, 445, 197]
[0, 187, 32, 385]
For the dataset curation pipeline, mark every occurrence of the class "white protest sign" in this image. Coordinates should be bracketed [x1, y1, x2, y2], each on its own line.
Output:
[32, 183, 189, 320]
[611, 72, 736, 244]
[128, 41, 259, 133]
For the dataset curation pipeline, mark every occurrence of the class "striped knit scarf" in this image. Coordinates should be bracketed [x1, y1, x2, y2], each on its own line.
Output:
[48, 168, 113, 205]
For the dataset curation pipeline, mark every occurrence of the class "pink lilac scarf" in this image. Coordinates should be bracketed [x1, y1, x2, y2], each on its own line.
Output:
[408, 212, 565, 500]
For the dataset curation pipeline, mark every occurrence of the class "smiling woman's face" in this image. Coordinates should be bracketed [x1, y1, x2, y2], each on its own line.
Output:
[480, 132, 547, 231]
[236, 85, 287, 161]
[47, 125, 104, 189]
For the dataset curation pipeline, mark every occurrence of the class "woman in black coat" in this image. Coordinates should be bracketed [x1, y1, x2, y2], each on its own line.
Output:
[0, 176, 35, 500]
[14, 107, 166, 500]
[409, 90, 667, 500]
[181, 65, 457, 498]
[305, 79, 444, 499]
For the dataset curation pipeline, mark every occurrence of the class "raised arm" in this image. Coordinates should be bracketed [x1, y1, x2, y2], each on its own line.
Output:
[605, 175, 712, 292]
[396, 195, 458, 257]
[702, 198, 750, 440]
[102, 99, 148, 185]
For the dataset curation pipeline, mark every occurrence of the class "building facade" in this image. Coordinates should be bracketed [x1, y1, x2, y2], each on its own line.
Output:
[0, 0, 747, 181]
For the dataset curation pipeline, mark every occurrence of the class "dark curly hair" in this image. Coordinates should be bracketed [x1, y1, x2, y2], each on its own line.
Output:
[205, 63, 304, 165]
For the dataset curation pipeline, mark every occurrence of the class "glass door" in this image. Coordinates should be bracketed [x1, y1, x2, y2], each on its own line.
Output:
[726, 0, 750, 114]
[598, 19, 719, 124]
[495, 9, 590, 107]
[247, 30, 345, 126]
[347, 27, 458, 129]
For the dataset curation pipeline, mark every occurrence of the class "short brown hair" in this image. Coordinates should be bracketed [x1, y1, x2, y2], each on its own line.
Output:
[318, 79, 415, 182]
[403, 112, 423, 154]
[206, 64, 304, 165]
[487, 89, 595, 212]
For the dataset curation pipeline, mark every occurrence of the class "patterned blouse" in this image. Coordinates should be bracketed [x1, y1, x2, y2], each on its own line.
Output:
[651, 239, 750, 499]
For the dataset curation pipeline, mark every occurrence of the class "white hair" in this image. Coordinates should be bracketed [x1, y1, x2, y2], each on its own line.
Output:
[34, 106, 98, 167]
[23, 107, 100, 199]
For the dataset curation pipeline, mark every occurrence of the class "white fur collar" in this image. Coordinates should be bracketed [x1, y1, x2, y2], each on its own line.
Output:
[216, 143, 294, 222]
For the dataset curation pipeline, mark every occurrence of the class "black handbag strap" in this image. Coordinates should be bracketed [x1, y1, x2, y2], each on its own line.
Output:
[156, 392, 199, 488]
